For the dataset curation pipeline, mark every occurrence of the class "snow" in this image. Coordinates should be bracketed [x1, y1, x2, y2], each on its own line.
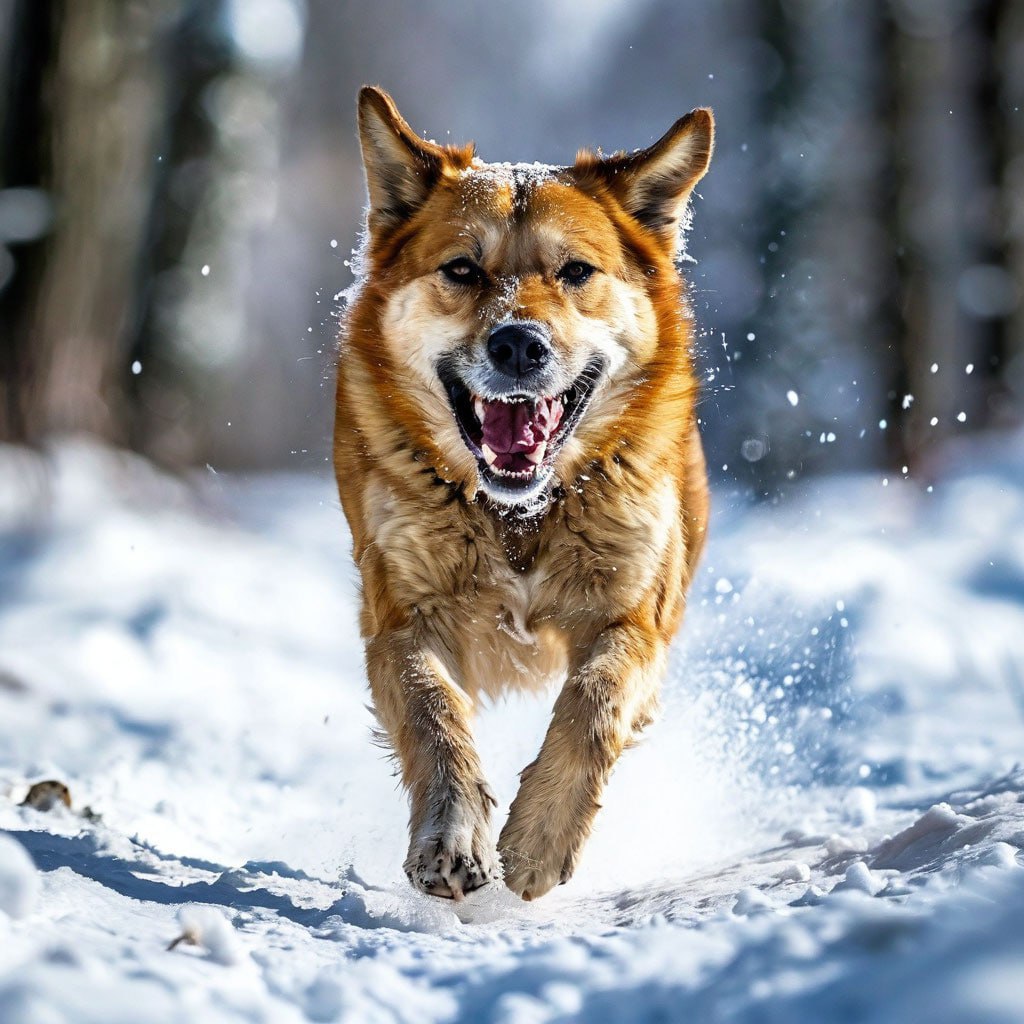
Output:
[335, 215, 371, 311]
[461, 159, 561, 185]
[172, 905, 245, 966]
[0, 834, 39, 920]
[1, 432, 1024, 1022]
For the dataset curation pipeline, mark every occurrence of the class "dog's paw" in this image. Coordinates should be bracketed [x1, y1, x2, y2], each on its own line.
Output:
[498, 818, 582, 902]
[405, 787, 500, 900]
[405, 835, 499, 900]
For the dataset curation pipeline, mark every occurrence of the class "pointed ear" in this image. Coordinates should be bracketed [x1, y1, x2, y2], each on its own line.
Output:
[357, 86, 445, 233]
[590, 109, 714, 250]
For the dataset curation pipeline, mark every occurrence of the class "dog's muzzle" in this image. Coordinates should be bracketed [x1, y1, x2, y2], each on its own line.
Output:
[438, 354, 607, 503]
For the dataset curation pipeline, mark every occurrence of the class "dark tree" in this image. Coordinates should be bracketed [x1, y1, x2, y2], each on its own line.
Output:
[0, 0, 173, 447]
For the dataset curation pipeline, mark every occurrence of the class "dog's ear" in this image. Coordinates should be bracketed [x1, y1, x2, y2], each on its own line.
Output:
[583, 109, 714, 251]
[357, 87, 446, 233]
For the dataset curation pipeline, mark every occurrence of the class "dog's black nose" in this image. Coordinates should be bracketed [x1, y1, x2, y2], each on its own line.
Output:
[486, 323, 551, 378]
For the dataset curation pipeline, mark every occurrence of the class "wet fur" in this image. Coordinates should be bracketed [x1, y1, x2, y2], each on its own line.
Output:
[335, 88, 713, 900]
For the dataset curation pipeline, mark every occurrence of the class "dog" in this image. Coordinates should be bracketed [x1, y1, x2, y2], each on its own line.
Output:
[334, 87, 713, 901]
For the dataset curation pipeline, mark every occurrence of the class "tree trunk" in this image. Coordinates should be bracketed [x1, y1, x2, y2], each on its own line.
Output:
[3, 0, 172, 445]
[995, 0, 1024, 423]
[886, 1, 1002, 466]
[0, 0, 60, 441]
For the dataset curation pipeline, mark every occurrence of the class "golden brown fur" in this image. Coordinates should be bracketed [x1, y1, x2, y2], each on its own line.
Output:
[334, 87, 713, 900]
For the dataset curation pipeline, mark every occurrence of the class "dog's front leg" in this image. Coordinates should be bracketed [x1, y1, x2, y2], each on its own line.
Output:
[498, 621, 663, 900]
[366, 630, 499, 900]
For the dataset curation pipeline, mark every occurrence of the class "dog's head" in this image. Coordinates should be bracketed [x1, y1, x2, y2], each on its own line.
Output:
[349, 87, 713, 507]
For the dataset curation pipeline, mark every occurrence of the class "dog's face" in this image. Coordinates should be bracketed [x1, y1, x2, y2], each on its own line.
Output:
[353, 89, 713, 506]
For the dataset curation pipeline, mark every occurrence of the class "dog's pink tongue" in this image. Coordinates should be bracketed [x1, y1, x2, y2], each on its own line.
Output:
[480, 398, 562, 454]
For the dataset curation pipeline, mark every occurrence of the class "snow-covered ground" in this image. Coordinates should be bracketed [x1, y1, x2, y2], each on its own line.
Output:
[1, 435, 1023, 1023]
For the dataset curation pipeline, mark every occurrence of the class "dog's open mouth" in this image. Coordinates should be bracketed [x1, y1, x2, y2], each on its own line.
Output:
[440, 357, 605, 496]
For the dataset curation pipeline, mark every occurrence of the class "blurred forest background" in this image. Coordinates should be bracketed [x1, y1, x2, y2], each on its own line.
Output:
[0, 0, 1021, 495]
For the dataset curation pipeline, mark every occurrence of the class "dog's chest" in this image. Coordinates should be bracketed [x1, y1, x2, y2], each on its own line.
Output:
[450, 553, 567, 698]
[367, 473, 679, 695]
[462, 484, 677, 663]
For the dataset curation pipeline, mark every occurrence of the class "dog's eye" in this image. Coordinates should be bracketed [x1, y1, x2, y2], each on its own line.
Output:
[557, 261, 595, 286]
[441, 258, 484, 286]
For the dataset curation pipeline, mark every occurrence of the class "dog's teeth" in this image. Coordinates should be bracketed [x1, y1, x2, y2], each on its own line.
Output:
[481, 444, 498, 468]
[524, 442, 546, 465]
[474, 397, 485, 423]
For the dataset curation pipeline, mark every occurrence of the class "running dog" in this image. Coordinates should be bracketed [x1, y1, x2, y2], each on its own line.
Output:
[334, 87, 713, 901]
